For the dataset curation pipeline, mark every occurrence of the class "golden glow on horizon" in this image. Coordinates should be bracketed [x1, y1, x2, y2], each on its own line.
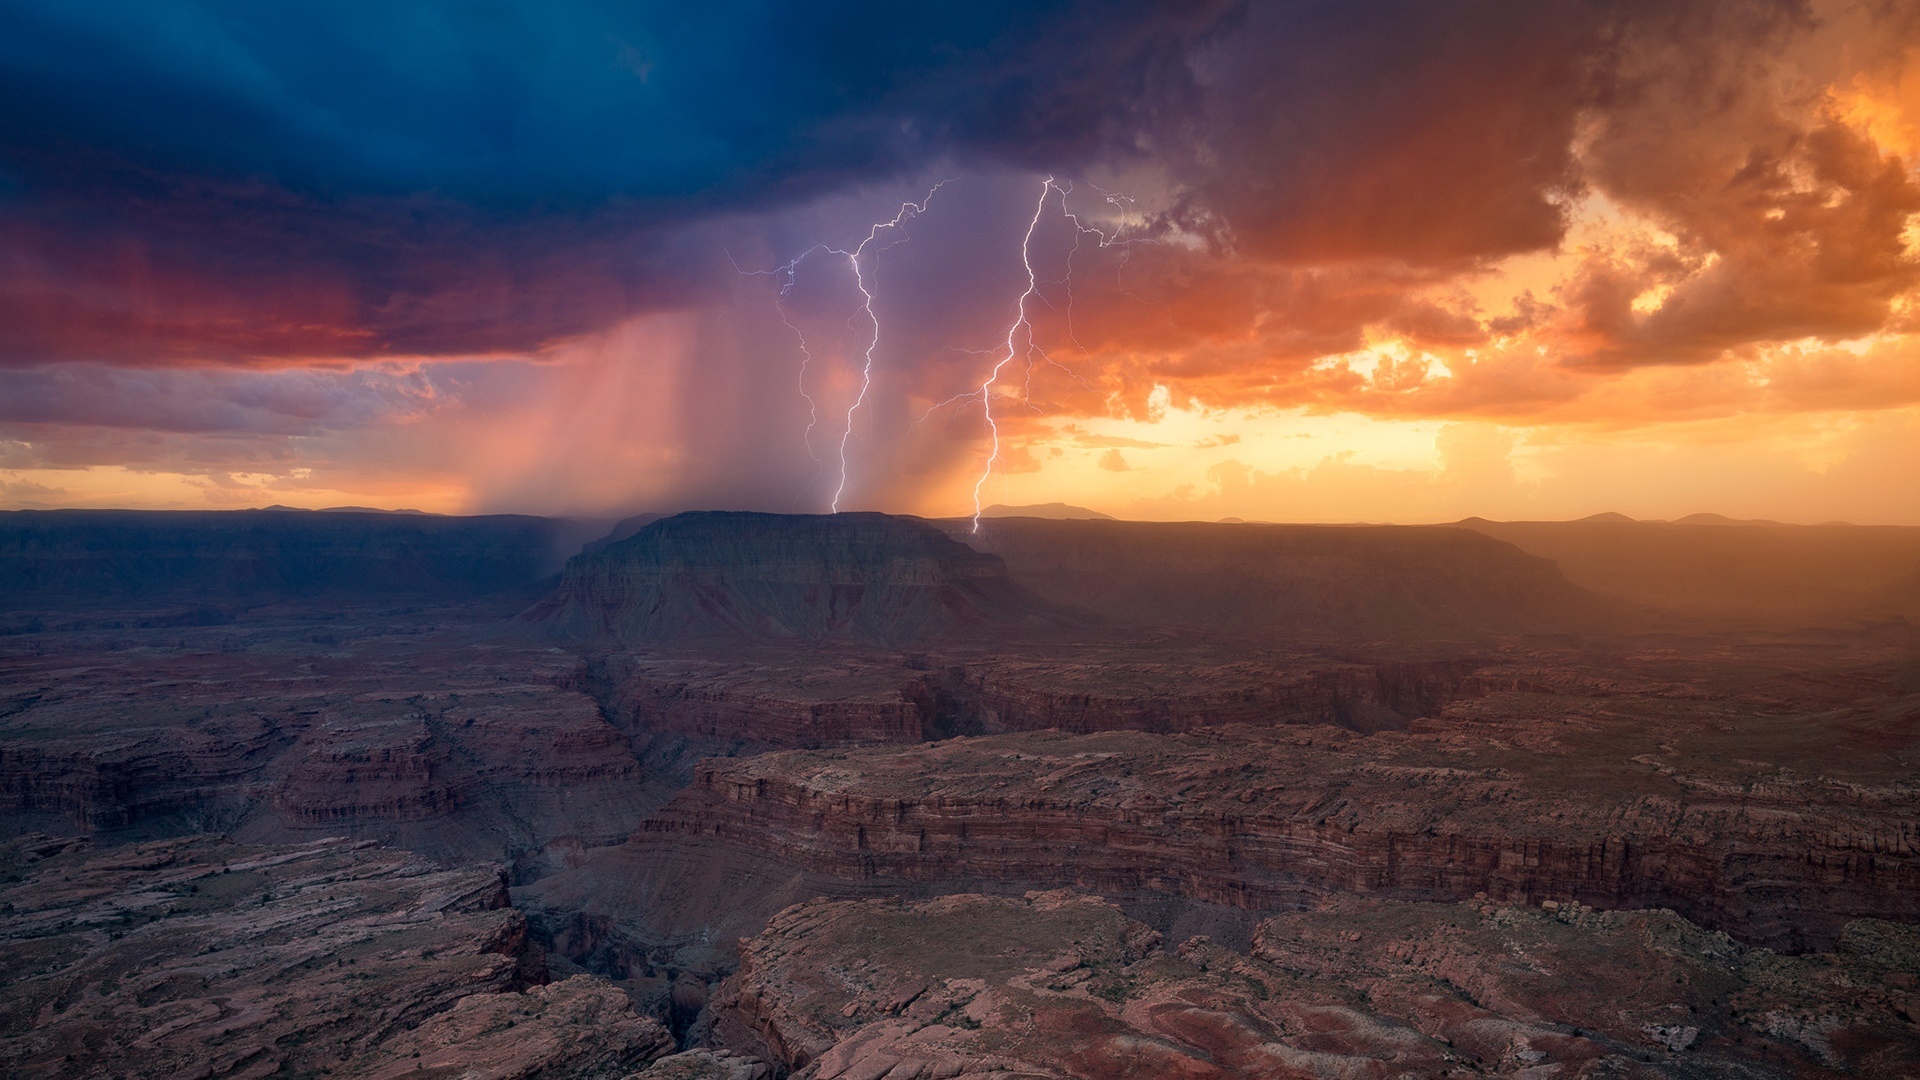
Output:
[0, 463, 472, 514]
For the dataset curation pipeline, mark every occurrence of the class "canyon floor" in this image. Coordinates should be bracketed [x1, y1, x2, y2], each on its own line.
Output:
[3, 508, 1919, 1077]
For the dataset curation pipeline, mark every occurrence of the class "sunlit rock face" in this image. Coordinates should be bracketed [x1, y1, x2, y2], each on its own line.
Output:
[540, 718, 1920, 960]
[528, 511, 1074, 645]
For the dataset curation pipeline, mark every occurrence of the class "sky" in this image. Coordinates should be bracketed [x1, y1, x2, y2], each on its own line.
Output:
[4, 0, 1920, 523]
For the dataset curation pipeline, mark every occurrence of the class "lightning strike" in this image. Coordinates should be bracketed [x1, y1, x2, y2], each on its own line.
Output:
[743, 183, 947, 513]
[970, 177, 1056, 534]
[749, 175, 1138, 526]
[830, 181, 949, 512]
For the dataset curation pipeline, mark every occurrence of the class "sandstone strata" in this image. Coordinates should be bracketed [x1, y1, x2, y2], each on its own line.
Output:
[709, 890, 1920, 1078]
[623, 713, 1919, 951]
[0, 642, 651, 866]
[0, 833, 678, 1078]
[593, 646, 1492, 757]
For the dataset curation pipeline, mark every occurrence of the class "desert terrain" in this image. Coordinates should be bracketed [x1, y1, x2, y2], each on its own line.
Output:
[3, 507, 1918, 1077]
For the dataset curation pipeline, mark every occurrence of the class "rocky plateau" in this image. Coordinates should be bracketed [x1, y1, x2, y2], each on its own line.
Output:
[4, 508, 1919, 1077]
[0, 832, 686, 1078]
[706, 889, 1920, 1078]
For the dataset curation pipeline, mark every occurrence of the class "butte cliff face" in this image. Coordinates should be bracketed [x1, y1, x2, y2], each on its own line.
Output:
[527, 511, 1075, 645]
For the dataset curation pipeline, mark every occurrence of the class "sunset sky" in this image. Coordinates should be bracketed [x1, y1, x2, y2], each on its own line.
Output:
[5, 1, 1920, 523]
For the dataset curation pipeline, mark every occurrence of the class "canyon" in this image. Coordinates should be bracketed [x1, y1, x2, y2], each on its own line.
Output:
[2, 508, 1918, 1076]
[0, 832, 679, 1079]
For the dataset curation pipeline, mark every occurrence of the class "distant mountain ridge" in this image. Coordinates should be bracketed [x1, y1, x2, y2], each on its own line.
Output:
[0, 509, 584, 606]
[1454, 515, 1920, 621]
[942, 517, 1613, 637]
[980, 503, 1113, 520]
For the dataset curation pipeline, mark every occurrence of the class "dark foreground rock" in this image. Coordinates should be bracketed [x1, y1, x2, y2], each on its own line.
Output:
[710, 890, 1920, 1079]
[0, 642, 655, 867]
[0, 833, 679, 1079]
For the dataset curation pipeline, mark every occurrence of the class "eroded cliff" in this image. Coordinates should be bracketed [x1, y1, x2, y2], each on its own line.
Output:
[707, 890, 1920, 1078]
[0, 833, 681, 1078]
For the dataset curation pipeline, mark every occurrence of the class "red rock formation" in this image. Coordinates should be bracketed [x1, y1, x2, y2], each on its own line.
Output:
[627, 723, 1920, 951]
[600, 653, 925, 746]
[708, 890, 1920, 1078]
[0, 645, 652, 865]
[0, 833, 680, 1078]
[589, 647, 1494, 758]
[273, 717, 467, 825]
[965, 657, 1485, 735]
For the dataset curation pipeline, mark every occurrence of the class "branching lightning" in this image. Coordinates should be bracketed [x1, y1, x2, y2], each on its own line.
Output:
[946, 176, 1147, 533]
[969, 178, 1055, 533]
[745, 175, 1142, 524]
[740, 182, 947, 512]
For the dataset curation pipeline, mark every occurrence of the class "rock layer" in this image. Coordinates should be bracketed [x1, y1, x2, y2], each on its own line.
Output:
[0, 643, 652, 866]
[626, 718, 1920, 951]
[709, 890, 1920, 1078]
[592, 648, 1492, 758]
[0, 833, 677, 1079]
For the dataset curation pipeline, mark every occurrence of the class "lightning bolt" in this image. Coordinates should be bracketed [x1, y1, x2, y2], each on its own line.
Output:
[904, 176, 1147, 533]
[829, 182, 948, 512]
[970, 176, 1057, 533]
[742, 182, 947, 512]
[1058, 180, 1148, 356]
[747, 175, 1141, 524]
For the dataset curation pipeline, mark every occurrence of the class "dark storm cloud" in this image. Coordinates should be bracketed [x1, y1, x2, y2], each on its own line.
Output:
[0, 0, 1231, 363]
[0, 0, 1911, 379]
[1174, 0, 1604, 264]
[0, 2, 1229, 205]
